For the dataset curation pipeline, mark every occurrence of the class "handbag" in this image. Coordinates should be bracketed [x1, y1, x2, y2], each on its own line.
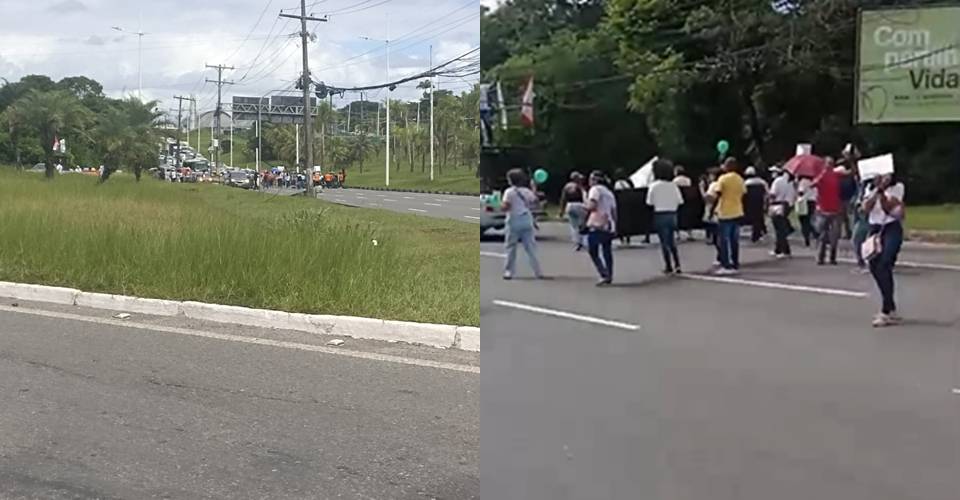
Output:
[768, 203, 785, 217]
[861, 230, 882, 262]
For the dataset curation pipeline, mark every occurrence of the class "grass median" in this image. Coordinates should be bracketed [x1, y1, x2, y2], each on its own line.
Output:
[345, 156, 479, 194]
[0, 168, 478, 326]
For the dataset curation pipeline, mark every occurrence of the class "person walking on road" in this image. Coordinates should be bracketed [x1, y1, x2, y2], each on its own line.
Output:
[501, 168, 544, 280]
[743, 166, 769, 243]
[613, 169, 634, 246]
[647, 160, 684, 274]
[707, 158, 746, 274]
[700, 169, 720, 250]
[585, 170, 617, 286]
[812, 159, 843, 265]
[861, 174, 905, 327]
[768, 167, 797, 258]
[797, 176, 819, 247]
[558, 172, 588, 251]
[673, 166, 695, 241]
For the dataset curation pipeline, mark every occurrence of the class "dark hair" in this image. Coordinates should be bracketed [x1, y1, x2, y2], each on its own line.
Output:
[722, 157, 739, 173]
[506, 168, 526, 187]
[653, 158, 674, 181]
[674, 165, 687, 176]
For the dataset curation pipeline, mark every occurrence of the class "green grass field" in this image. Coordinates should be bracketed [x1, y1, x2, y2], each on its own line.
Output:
[905, 204, 960, 232]
[344, 153, 479, 194]
[0, 168, 478, 326]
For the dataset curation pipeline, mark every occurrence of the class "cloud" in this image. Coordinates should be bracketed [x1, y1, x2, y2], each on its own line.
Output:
[49, 0, 87, 14]
[84, 35, 105, 46]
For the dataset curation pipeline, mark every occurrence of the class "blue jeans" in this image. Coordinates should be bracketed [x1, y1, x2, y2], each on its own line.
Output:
[504, 213, 542, 277]
[869, 221, 903, 314]
[588, 230, 614, 280]
[565, 203, 587, 247]
[717, 219, 740, 270]
[654, 212, 680, 271]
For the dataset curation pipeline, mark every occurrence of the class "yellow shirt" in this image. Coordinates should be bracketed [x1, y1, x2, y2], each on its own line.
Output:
[711, 172, 745, 220]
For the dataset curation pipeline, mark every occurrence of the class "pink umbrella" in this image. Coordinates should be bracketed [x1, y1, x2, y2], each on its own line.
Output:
[783, 154, 826, 179]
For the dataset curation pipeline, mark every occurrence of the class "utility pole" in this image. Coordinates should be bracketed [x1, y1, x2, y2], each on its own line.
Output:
[205, 64, 234, 174]
[173, 96, 194, 168]
[430, 45, 435, 182]
[280, 2, 328, 197]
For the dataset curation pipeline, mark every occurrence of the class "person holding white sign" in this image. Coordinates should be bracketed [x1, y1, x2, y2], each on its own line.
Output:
[861, 174, 905, 328]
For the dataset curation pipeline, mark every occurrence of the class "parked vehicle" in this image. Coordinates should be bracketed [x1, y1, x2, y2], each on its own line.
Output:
[224, 170, 254, 189]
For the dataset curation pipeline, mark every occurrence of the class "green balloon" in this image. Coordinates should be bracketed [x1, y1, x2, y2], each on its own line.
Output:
[533, 168, 549, 184]
[717, 140, 730, 154]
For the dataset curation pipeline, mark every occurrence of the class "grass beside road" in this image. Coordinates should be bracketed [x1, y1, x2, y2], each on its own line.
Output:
[345, 154, 479, 194]
[0, 168, 478, 326]
[905, 204, 960, 232]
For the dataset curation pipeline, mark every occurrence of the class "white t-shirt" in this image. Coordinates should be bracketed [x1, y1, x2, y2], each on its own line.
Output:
[798, 178, 817, 202]
[646, 180, 684, 212]
[614, 179, 633, 191]
[864, 183, 905, 226]
[587, 185, 617, 233]
[673, 175, 693, 188]
[770, 175, 797, 204]
[502, 186, 536, 220]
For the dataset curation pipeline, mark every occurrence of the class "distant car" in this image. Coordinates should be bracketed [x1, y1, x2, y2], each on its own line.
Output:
[480, 194, 506, 235]
[224, 170, 253, 189]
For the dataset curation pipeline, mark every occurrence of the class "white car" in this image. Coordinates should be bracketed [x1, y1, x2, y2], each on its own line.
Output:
[480, 194, 506, 235]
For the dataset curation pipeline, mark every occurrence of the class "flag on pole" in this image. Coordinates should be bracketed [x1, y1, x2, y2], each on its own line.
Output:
[495, 81, 508, 130]
[52, 136, 60, 153]
[520, 76, 535, 128]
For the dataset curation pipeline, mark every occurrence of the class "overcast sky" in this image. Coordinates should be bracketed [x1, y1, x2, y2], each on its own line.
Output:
[0, 0, 479, 115]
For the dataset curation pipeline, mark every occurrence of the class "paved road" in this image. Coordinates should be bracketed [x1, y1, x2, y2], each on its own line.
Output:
[319, 189, 480, 224]
[482, 222, 960, 500]
[255, 186, 480, 224]
[0, 300, 478, 499]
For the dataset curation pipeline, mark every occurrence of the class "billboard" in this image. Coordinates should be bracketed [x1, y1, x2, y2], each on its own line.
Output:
[857, 6, 960, 123]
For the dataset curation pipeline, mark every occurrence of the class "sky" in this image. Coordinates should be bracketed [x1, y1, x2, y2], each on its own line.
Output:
[0, 0, 480, 117]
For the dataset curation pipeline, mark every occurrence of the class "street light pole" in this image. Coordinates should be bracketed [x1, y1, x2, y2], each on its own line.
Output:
[361, 34, 391, 187]
[111, 25, 148, 100]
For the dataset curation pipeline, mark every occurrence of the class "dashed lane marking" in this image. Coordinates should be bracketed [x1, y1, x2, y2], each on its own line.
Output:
[679, 274, 868, 298]
[493, 300, 640, 331]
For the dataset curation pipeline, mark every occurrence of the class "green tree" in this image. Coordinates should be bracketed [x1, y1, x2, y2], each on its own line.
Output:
[93, 98, 161, 182]
[9, 89, 94, 178]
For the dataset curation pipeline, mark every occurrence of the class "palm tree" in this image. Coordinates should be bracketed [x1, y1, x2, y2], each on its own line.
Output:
[93, 98, 161, 182]
[12, 89, 93, 178]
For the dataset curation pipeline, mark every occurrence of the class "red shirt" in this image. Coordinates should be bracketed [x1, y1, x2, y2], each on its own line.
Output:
[814, 170, 842, 214]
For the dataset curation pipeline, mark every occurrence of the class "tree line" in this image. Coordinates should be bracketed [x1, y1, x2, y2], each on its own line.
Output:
[248, 83, 480, 176]
[482, 0, 960, 204]
[0, 75, 160, 181]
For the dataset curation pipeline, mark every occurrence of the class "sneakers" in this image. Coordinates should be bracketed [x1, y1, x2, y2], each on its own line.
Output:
[502, 272, 513, 280]
[596, 278, 612, 287]
[872, 313, 896, 327]
[714, 268, 739, 276]
[768, 250, 779, 256]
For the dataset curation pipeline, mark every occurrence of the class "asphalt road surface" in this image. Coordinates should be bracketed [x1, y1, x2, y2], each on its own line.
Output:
[319, 189, 480, 224]
[0, 300, 478, 499]
[482, 222, 960, 500]
[254, 186, 480, 224]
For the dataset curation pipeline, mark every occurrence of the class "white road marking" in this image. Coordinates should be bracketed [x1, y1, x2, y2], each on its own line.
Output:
[836, 257, 960, 272]
[435, 198, 451, 203]
[383, 198, 398, 202]
[0, 305, 479, 374]
[471, 208, 481, 211]
[679, 274, 868, 298]
[953, 388, 960, 395]
[464, 216, 480, 220]
[424, 203, 442, 207]
[480, 251, 506, 258]
[492, 300, 640, 331]
[408, 208, 427, 213]
[403, 196, 415, 200]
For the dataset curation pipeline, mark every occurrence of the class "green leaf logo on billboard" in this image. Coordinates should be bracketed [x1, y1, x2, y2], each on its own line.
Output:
[857, 7, 960, 123]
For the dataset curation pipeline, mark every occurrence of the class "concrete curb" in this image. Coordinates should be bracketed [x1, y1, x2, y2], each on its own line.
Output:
[0, 282, 478, 352]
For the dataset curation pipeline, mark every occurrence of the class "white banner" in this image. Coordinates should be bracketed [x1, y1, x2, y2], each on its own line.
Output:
[857, 154, 894, 180]
[795, 143, 812, 156]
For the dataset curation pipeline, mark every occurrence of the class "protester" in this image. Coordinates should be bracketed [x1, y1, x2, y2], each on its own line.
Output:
[838, 165, 857, 239]
[707, 158, 746, 274]
[672, 166, 695, 241]
[861, 174, 905, 327]
[743, 166, 769, 243]
[700, 169, 720, 249]
[852, 175, 874, 273]
[612, 169, 634, 246]
[811, 158, 843, 265]
[646, 159, 684, 274]
[796, 176, 818, 246]
[558, 172, 588, 251]
[501, 168, 544, 280]
[585, 170, 617, 286]
[768, 167, 797, 258]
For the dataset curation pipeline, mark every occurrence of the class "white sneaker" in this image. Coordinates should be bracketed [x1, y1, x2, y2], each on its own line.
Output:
[769, 250, 779, 256]
[714, 268, 738, 276]
[502, 272, 513, 280]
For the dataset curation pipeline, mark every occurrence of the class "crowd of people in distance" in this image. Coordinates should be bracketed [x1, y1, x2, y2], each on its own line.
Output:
[499, 148, 907, 327]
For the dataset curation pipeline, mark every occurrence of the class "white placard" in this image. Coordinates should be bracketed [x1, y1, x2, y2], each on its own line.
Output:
[857, 154, 894, 181]
[795, 143, 812, 156]
[629, 157, 657, 188]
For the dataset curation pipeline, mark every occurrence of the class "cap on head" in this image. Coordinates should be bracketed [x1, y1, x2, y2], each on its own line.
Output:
[744, 166, 756, 176]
